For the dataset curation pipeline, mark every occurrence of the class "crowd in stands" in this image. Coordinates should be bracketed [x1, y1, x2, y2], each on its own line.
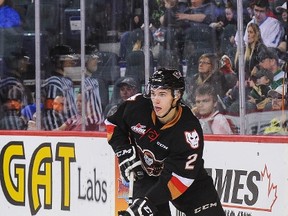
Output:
[0, 0, 287, 134]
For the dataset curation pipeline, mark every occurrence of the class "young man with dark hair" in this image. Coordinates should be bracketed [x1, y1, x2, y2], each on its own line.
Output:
[235, 0, 284, 48]
[193, 84, 233, 134]
[105, 68, 225, 216]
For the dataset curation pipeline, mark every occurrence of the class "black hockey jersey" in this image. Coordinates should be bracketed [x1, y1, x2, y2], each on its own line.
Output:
[106, 94, 211, 211]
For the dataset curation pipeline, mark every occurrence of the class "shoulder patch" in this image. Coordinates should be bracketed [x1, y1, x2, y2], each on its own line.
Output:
[184, 130, 199, 149]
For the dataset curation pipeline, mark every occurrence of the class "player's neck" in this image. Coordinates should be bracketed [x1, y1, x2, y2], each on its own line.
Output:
[158, 106, 177, 124]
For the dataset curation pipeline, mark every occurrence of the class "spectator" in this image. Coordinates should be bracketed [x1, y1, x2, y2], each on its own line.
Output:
[130, 0, 160, 29]
[210, 1, 237, 30]
[219, 54, 237, 90]
[175, 0, 219, 63]
[119, 26, 143, 61]
[275, 2, 287, 23]
[175, 0, 218, 25]
[0, 0, 21, 28]
[41, 45, 78, 129]
[159, 0, 181, 51]
[55, 91, 100, 131]
[160, 0, 179, 28]
[104, 77, 140, 118]
[192, 84, 233, 134]
[263, 84, 288, 135]
[225, 80, 258, 115]
[125, 38, 154, 84]
[211, 1, 237, 52]
[177, 0, 189, 13]
[185, 53, 229, 107]
[153, 0, 183, 69]
[275, 2, 287, 56]
[235, 23, 267, 79]
[225, 49, 276, 113]
[42, 95, 66, 130]
[21, 103, 44, 124]
[119, 0, 159, 60]
[247, 68, 274, 111]
[265, 84, 287, 111]
[246, 2, 254, 20]
[21, 103, 37, 122]
[234, 0, 284, 48]
[258, 47, 285, 90]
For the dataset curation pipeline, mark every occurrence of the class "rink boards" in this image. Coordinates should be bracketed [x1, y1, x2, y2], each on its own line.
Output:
[0, 132, 287, 216]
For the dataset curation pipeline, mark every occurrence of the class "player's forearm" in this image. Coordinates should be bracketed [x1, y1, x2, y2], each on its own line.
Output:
[176, 13, 206, 23]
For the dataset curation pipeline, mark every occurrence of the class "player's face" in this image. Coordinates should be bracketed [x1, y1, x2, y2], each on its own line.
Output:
[195, 94, 216, 117]
[151, 88, 176, 120]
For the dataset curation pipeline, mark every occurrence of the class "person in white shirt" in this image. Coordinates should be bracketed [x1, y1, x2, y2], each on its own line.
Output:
[234, 0, 283, 48]
[192, 83, 233, 134]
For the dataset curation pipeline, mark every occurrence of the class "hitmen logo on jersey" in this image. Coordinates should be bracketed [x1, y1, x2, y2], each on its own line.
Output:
[131, 123, 146, 135]
[185, 130, 199, 149]
[137, 147, 164, 176]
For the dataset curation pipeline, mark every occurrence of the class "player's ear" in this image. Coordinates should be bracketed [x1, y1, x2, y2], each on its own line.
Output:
[173, 90, 181, 100]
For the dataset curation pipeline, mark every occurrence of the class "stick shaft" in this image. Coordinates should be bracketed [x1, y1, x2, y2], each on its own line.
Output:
[128, 171, 134, 205]
[117, 172, 135, 215]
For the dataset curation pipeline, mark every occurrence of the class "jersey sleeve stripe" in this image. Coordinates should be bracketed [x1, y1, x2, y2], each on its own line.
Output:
[105, 119, 116, 141]
[168, 173, 194, 199]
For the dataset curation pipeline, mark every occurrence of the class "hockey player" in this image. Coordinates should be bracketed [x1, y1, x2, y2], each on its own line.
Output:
[105, 68, 225, 216]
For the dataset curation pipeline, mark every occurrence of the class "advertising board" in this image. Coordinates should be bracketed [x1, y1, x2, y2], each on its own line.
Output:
[0, 132, 287, 216]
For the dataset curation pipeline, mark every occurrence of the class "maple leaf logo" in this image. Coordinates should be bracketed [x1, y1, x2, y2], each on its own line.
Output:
[258, 165, 278, 212]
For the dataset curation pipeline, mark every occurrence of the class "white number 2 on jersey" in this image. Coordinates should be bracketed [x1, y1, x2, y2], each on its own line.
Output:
[185, 154, 198, 170]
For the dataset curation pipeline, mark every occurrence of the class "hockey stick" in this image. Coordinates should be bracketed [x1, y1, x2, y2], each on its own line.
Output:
[118, 171, 135, 216]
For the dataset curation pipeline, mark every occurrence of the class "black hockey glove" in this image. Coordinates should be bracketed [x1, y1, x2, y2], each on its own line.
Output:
[116, 145, 144, 182]
[119, 198, 157, 216]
